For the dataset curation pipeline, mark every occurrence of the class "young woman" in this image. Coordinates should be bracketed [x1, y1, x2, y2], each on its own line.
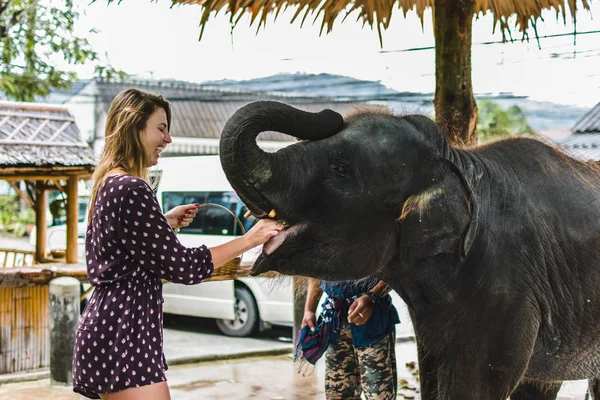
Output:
[72, 88, 283, 400]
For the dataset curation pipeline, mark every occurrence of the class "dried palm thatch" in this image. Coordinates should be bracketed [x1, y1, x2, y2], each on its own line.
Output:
[173, 0, 593, 44]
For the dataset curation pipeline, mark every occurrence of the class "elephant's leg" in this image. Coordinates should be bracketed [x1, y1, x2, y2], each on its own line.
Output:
[435, 363, 521, 400]
[415, 338, 439, 400]
[433, 324, 539, 399]
[510, 380, 562, 400]
[587, 377, 600, 400]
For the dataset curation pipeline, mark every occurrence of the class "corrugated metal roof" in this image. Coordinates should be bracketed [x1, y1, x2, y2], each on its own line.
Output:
[572, 102, 600, 133]
[0, 101, 95, 168]
[95, 80, 371, 142]
[555, 133, 600, 161]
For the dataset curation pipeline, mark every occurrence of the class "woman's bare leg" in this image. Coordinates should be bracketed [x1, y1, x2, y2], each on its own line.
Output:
[99, 381, 171, 400]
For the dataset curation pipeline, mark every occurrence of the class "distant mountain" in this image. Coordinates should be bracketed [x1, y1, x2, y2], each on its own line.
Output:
[203, 73, 589, 132]
[203, 73, 426, 101]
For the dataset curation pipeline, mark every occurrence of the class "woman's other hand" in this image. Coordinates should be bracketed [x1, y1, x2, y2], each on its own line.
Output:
[244, 219, 284, 247]
[347, 295, 374, 326]
[164, 203, 199, 229]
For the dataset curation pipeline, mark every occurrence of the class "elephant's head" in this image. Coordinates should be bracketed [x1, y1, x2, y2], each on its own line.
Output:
[220, 101, 477, 281]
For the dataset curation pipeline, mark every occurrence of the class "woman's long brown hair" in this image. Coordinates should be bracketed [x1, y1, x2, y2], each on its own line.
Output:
[87, 88, 171, 224]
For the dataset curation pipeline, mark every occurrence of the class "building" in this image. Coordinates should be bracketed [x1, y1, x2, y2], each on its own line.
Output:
[555, 101, 600, 161]
[64, 78, 375, 157]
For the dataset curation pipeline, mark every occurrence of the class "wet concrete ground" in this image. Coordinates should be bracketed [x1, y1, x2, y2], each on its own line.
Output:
[0, 343, 420, 400]
[0, 340, 589, 400]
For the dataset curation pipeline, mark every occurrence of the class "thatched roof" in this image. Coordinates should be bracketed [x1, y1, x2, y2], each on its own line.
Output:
[174, 0, 593, 42]
[0, 101, 95, 175]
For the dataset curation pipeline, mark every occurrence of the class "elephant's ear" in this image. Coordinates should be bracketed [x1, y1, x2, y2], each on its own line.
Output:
[398, 159, 478, 262]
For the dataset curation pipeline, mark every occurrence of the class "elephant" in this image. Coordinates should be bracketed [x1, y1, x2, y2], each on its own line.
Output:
[219, 100, 600, 399]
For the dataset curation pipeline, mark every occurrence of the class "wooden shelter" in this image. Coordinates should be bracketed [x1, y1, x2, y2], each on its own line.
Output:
[0, 101, 94, 374]
[0, 100, 95, 263]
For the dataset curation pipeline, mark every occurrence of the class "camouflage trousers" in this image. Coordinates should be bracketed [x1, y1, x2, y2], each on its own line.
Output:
[324, 324, 397, 400]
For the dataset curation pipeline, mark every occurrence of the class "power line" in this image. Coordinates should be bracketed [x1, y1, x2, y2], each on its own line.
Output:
[379, 29, 600, 54]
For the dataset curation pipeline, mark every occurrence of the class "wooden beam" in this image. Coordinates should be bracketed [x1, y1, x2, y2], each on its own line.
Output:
[51, 179, 66, 193]
[4, 118, 30, 140]
[35, 184, 47, 263]
[0, 168, 93, 182]
[0, 264, 88, 288]
[3, 175, 69, 181]
[46, 120, 72, 141]
[6, 181, 33, 208]
[1, 174, 90, 181]
[29, 119, 49, 140]
[66, 176, 78, 264]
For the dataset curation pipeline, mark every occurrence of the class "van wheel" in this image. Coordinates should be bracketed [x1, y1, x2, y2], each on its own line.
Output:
[216, 287, 259, 337]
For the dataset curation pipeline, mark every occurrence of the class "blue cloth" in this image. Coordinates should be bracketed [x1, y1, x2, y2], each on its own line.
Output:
[320, 278, 400, 348]
[293, 297, 344, 368]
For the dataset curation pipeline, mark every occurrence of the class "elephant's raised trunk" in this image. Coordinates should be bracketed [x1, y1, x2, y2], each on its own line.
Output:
[219, 101, 344, 215]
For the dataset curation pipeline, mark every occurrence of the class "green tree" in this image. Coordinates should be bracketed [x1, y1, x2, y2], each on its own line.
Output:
[477, 100, 534, 143]
[0, 0, 126, 101]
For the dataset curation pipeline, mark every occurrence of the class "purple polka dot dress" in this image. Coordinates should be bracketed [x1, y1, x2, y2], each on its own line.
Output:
[72, 175, 213, 398]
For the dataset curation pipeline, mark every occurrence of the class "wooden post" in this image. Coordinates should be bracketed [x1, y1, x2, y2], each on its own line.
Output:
[49, 277, 80, 385]
[66, 176, 78, 264]
[292, 276, 307, 346]
[35, 183, 47, 263]
[433, 0, 478, 145]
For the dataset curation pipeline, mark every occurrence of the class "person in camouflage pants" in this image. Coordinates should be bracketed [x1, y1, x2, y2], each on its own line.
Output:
[301, 278, 400, 400]
[325, 324, 397, 399]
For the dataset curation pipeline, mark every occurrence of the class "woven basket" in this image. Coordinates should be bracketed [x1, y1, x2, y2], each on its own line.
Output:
[204, 257, 252, 282]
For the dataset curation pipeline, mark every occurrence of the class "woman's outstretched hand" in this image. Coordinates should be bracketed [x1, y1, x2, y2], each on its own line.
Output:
[244, 219, 284, 247]
[164, 203, 199, 229]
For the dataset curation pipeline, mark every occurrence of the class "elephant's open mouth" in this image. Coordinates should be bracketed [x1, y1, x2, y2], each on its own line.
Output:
[263, 222, 306, 255]
[251, 222, 306, 276]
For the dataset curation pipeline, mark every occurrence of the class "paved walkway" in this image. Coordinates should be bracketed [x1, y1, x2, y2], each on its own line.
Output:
[0, 324, 590, 399]
[0, 232, 31, 251]
[0, 339, 419, 400]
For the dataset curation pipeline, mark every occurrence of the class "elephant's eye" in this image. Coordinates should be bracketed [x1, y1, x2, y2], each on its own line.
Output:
[332, 165, 348, 176]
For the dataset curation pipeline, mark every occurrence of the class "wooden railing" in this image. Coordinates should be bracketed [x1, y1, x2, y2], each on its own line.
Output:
[0, 248, 36, 268]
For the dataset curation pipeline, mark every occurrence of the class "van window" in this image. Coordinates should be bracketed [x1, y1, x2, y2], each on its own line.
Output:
[162, 191, 253, 236]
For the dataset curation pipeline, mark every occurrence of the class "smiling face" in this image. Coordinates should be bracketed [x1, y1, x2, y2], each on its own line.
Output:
[141, 107, 171, 167]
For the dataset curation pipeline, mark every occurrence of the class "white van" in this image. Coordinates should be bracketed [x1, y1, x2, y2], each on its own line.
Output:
[155, 155, 294, 337]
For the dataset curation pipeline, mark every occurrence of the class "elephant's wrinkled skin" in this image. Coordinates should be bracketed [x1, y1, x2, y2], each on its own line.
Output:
[219, 101, 600, 399]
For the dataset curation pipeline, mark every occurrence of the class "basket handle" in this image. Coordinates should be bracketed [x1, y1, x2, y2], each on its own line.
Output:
[193, 203, 247, 235]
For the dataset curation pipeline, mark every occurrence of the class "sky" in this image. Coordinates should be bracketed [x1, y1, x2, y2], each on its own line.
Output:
[67, 0, 600, 108]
